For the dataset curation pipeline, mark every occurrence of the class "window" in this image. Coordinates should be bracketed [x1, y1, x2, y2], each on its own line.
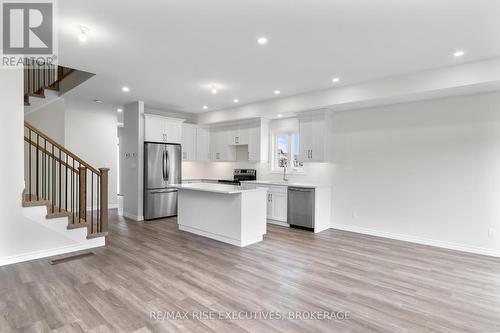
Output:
[273, 131, 303, 172]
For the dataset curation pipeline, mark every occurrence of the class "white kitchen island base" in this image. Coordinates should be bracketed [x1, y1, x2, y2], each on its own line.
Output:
[176, 183, 267, 247]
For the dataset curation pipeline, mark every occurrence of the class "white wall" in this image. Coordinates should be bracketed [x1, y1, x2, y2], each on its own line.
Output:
[0, 69, 25, 220]
[0, 68, 89, 266]
[121, 101, 145, 220]
[25, 96, 118, 207]
[25, 98, 66, 144]
[64, 97, 118, 207]
[184, 91, 500, 257]
[330, 91, 500, 256]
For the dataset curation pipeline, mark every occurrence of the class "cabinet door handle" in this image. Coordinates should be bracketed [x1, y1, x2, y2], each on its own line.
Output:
[310, 150, 313, 159]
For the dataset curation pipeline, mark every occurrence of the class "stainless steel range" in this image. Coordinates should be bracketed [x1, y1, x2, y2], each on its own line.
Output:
[218, 169, 257, 185]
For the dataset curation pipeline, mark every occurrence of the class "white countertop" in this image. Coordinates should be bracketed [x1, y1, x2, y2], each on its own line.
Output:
[182, 178, 220, 182]
[240, 180, 326, 188]
[175, 183, 267, 194]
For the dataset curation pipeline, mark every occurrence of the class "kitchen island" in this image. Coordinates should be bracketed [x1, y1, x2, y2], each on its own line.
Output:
[174, 183, 268, 247]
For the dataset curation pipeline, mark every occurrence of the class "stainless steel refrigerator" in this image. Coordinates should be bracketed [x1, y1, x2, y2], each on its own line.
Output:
[144, 142, 182, 220]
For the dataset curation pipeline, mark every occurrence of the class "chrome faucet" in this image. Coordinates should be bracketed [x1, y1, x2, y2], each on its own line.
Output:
[280, 158, 289, 182]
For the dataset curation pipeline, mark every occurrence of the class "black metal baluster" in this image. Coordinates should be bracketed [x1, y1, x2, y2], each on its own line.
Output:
[97, 175, 100, 233]
[91, 173, 94, 234]
[65, 153, 68, 212]
[28, 129, 32, 200]
[43, 139, 46, 199]
[52, 144, 55, 213]
[36, 133, 39, 199]
[59, 149, 62, 212]
[72, 159, 75, 223]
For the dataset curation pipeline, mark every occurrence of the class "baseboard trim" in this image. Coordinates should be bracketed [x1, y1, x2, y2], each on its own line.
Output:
[178, 224, 263, 247]
[0, 239, 105, 267]
[86, 204, 119, 210]
[122, 212, 144, 221]
[331, 223, 500, 258]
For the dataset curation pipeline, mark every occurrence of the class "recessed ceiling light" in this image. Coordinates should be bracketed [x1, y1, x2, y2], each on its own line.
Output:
[257, 37, 268, 45]
[203, 105, 208, 110]
[117, 108, 123, 113]
[209, 84, 219, 95]
[122, 86, 130, 92]
[453, 50, 465, 57]
[233, 99, 239, 103]
[274, 90, 280, 95]
[277, 114, 283, 118]
[79, 26, 89, 43]
[332, 77, 340, 83]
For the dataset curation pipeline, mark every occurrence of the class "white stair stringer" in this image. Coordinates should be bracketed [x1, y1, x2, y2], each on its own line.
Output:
[24, 90, 60, 115]
[22, 206, 105, 250]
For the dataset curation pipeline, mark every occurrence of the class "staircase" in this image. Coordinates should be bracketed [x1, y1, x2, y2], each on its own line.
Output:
[23, 58, 94, 112]
[22, 58, 108, 243]
[23, 122, 109, 240]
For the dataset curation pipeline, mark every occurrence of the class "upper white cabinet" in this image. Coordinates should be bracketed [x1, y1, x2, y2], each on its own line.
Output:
[227, 124, 250, 145]
[181, 124, 197, 161]
[144, 114, 185, 144]
[248, 119, 269, 162]
[196, 127, 210, 161]
[209, 119, 269, 162]
[181, 124, 211, 162]
[299, 112, 331, 162]
[210, 127, 236, 161]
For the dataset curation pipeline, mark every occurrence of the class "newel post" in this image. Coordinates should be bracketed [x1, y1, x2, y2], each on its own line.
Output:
[99, 168, 110, 233]
[78, 166, 87, 221]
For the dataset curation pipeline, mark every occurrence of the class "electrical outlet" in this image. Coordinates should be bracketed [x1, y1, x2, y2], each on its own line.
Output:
[352, 212, 359, 219]
[488, 228, 496, 237]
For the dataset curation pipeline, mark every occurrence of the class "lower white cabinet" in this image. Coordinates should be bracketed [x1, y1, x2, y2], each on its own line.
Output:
[242, 183, 287, 223]
[267, 189, 287, 222]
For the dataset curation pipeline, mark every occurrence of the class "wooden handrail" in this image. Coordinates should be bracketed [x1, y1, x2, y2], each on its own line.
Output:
[24, 121, 101, 175]
[24, 137, 78, 173]
[23, 71, 109, 239]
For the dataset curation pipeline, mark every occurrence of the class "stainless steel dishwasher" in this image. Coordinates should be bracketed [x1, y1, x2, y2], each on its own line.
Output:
[287, 187, 315, 231]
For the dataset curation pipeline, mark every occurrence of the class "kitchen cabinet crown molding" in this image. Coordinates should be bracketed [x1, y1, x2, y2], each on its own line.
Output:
[144, 113, 186, 123]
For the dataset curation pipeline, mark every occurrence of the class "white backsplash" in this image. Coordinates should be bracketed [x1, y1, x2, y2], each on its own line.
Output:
[182, 161, 335, 185]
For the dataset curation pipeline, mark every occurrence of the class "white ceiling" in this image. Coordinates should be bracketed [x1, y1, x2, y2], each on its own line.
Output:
[58, 0, 500, 113]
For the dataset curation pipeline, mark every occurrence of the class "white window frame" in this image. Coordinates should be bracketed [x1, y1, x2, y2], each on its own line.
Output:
[271, 130, 304, 174]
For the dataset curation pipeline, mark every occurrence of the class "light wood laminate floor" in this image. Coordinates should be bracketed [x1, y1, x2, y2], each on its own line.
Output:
[1, 210, 500, 332]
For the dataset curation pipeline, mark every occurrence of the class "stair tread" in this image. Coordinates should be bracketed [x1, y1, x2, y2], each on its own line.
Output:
[26, 92, 45, 98]
[23, 195, 108, 239]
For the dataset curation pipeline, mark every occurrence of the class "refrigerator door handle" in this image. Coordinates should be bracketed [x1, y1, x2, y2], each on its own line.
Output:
[162, 150, 167, 181]
[166, 150, 170, 181]
[150, 189, 177, 194]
